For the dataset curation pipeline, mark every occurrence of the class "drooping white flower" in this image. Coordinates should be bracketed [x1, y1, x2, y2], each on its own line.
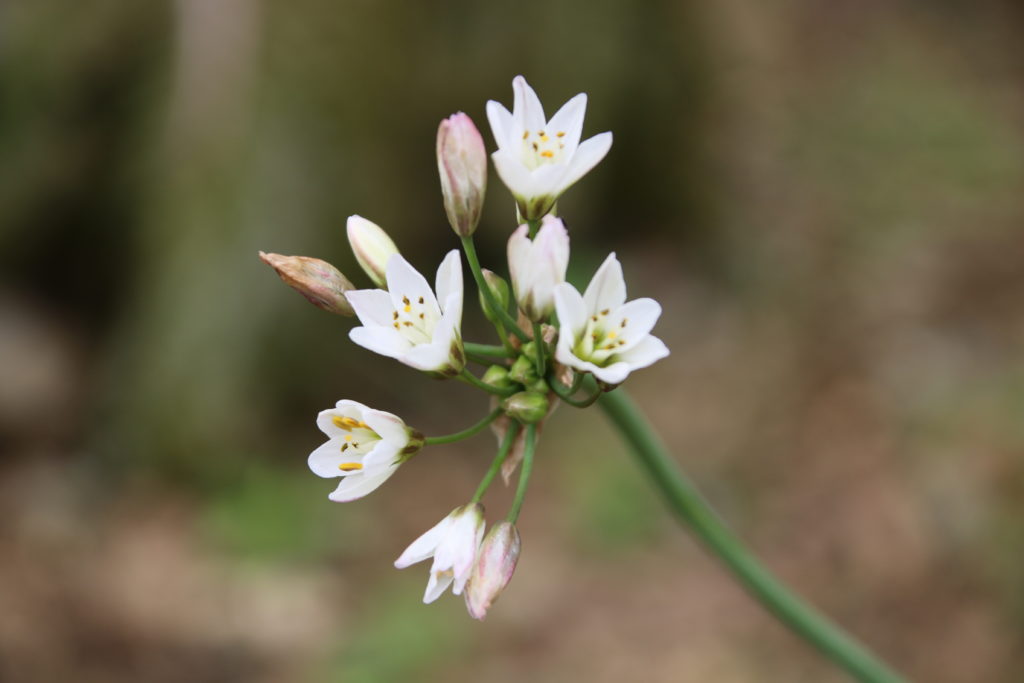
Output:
[308, 400, 423, 502]
[464, 521, 521, 620]
[507, 214, 570, 321]
[486, 75, 613, 220]
[553, 253, 670, 385]
[345, 250, 466, 376]
[394, 504, 486, 603]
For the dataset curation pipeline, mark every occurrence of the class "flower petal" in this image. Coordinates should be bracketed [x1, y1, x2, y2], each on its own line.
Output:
[423, 570, 455, 604]
[492, 149, 536, 200]
[612, 297, 662, 353]
[546, 92, 587, 157]
[583, 252, 626, 313]
[349, 325, 410, 360]
[553, 282, 587, 340]
[327, 464, 398, 502]
[556, 131, 612, 195]
[346, 289, 396, 327]
[486, 100, 514, 150]
[512, 75, 546, 136]
[363, 409, 409, 447]
[394, 516, 451, 568]
[308, 440, 347, 478]
[434, 250, 463, 320]
[617, 334, 670, 370]
[386, 254, 440, 318]
[506, 224, 532, 301]
[316, 400, 369, 437]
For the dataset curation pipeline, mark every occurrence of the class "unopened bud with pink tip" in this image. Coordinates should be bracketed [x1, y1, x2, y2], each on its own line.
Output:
[347, 215, 400, 288]
[464, 521, 521, 620]
[259, 252, 355, 316]
[437, 112, 487, 237]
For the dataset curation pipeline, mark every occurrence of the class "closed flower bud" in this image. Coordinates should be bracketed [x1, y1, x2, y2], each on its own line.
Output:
[507, 215, 570, 321]
[502, 391, 549, 424]
[508, 355, 537, 386]
[482, 365, 516, 391]
[347, 215, 400, 288]
[478, 269, 511, 325]
[259, 252, 355, 316]
[465, 522, 521, 620]
[437, 112, 487, 237]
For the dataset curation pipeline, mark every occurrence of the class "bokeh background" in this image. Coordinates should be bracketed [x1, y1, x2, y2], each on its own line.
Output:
[2, 0, 1023, 681]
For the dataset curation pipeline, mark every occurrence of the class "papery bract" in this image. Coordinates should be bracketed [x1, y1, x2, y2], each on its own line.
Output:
[308, 400, 423, 502]
[487, 75, 612, 220]
[553, 253, 670, 385]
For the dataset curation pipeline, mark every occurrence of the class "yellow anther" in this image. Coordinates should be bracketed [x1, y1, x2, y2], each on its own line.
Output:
[540, 150, 554, 158]
[338, 462, 363, 472]
[344, 434, 353, 442]
[522, 131, 529, 140]
[607, 330, 618, 340]
[333, 416, 363, 430]
[556, 131, 565, 137]
[540, 133, 549, 142]
[600, 309, 610, 316]
[404, 304, 411, 313]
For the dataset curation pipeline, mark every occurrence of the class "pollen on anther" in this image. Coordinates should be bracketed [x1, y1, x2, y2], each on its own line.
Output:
[403, 321, 413, 327]
[419, 313, 425, 319]
[621, 318, 629, 327]
[591, 315, 599, 322]
[344, 434, 353, 442]
[607, 331, 618, 340]
[601, 309, 610, 316]
[540, 133, 549, 142]
[540, 150, 554, 158]
[418, 296, 424, 304]
[532, 142, 538, 151]
[522, 131, 529, 140]
[338, 462, 363, 472]
[392, 311, 399, 320]
[556, 131, 565, 137]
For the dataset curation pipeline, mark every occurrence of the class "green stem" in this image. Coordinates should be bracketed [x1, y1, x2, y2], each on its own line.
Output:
[597, 389, 908, 683]
[458, 369, 518, 397]
[526, 218, 541, 239]
[424, 407, 503, 446]
[464, 342, 512, 360]
[531, 321, 547, 377]
[471, 422, 521, 503]
[460, 236, 529, 342]
[548, 373, 602, 408]
[506, 423, 536, 522]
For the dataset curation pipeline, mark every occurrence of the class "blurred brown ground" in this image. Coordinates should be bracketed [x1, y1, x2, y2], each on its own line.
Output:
[1, 0, 1023, 681]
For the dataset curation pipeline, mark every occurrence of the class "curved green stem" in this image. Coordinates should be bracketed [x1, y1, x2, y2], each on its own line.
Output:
[458, 369, 518, 397]
[597, 389, 908, 683]
[424, 407, 503, 446]
[464, 342, 512, 360]
[548, 373, 602, 408]
[460, 236, 529, 342]
[506, 423, 536, 522]
[471, 421, 521, 503]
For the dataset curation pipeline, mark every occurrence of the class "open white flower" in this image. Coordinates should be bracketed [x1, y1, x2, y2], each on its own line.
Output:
[308, 400, 423, 502]
[507, 214, 570, 321]
[553, 253, 670, 385]
[395, 504, 486, 603]
[487, 75, 613, 220]
[345, 250, 466, 376]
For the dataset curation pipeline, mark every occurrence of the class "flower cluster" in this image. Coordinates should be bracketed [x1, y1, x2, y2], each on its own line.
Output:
[261, 76, 668, 619]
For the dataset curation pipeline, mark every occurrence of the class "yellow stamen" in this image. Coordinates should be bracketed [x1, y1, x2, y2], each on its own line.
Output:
[556, 131, 565, 137]
[607, 330, 618, 340]
[332, 416, 362, 430]
[540, 150, 554, 158]
[338, 462, 363, 472]
[522, 131, 529, 140]
[344, 434, 353, 442]
[540, 133, 549, 142]
[404, 304, 411, 313]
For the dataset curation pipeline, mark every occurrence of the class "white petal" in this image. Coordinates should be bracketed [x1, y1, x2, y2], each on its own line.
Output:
[589, 360, 633, 385]
[535, 216, 570, 283]
[327, 464, 398, 502]
[556, 131, 612, 195]
[506, 225, 531, 299]
[486, 100, 514, 150]
[452, 522, 485, 595]
[492, 149, 535, 199]
[546, 92, 587, 157]
[386, 254, 440, 318]
[434, 250, 463, 319]
[349, 325, 410, 360]
[617, 334, 670, 370]
[308, 440, 346, 478]
[512, 75, 546, 136]
[316, 401, 368, 437]
[394, 516, 451, 568]
[553, 282, 588, 340]
[583, 252, 626, 313]
[346, 289, 395, 327]
[363, 409, 408, 447]
[612, 298, 662, 352]
[423, 570, 454, 604]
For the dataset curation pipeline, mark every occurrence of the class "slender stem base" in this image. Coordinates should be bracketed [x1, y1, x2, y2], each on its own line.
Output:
[597, 389, 908, 683]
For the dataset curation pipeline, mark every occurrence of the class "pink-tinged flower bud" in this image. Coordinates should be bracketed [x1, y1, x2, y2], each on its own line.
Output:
[347, 215, 399, 288]
[464, 521, 521, 620]
[259, 251, 355, 316]
[437, 112, 487, 237]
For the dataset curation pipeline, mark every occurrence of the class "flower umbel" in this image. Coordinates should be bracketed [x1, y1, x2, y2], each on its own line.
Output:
[553, 253, 670, 385]
[395, 503, 486, 603]
[346, 250, 466, 376]
[507, 214, 569, 321]
[486, 75, 612, 220]
[308, 400, 424, 502]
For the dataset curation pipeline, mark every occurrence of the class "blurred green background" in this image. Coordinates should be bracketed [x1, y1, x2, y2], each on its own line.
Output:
[2, 0, 1023, 681]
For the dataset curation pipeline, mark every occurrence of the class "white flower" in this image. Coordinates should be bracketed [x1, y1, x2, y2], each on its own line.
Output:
[507, 214, 570, 321]
[394, 504, 486, 603]
[553, 253, 670, 385]
[308, 400, 423, 502]
[486, 75, 613, 219]
[345, 250, 466, 376]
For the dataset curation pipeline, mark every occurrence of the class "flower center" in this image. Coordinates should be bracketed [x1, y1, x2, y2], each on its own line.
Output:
[390, 294, 440, 346]
[520, 128, 567, 170]
[332, 415, 382, 467]
[574, 308, 630, 366]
